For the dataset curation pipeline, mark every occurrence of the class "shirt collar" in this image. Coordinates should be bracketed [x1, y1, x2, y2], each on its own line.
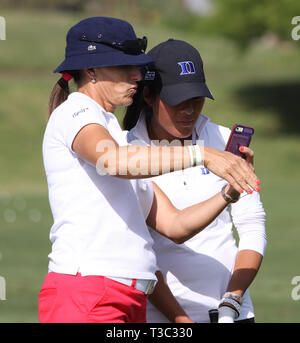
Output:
[192, 114, 210, 143]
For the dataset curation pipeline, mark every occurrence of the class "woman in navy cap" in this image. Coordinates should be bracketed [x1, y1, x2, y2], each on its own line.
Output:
[124, 39, 266, 323]
[40, 17, 260, 323]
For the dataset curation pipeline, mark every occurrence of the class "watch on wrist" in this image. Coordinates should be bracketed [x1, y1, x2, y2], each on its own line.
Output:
[223, 292, 243, 305]
[221, 185, 240, 203]
[218, 292, 243, 319]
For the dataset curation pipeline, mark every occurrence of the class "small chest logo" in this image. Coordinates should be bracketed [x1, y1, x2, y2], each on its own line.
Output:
[178, 61, 196, 75]
[201, 167, 210, 175]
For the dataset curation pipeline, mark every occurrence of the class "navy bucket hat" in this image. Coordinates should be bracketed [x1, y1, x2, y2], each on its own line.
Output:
[54, 17, 154, 73]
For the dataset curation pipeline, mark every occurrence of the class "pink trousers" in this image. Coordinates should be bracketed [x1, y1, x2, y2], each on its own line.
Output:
[38, 272, 147, 323]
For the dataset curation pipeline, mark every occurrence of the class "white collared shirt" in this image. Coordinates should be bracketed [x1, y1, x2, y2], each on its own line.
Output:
[43, 92, 157, 279]
[127, 112, 267, 322]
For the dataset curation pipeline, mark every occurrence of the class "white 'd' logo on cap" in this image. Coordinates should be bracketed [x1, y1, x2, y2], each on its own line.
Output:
[178, 61, 196, 75]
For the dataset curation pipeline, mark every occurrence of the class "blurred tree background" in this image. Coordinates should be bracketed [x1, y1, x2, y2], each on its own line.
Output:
[2, 0, 300, 49]
[0, 0, 299, 323]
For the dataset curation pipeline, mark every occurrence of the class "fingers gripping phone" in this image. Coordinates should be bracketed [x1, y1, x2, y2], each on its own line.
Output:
[225, 124, 254, 159]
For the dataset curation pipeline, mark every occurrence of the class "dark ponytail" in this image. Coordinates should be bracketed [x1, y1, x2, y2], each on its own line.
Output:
[48, 70, 81, 120]
[123, 78, 161, 131]
[123, 84, 147, 130]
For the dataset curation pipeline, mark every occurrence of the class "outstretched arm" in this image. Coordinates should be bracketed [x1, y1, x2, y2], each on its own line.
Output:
[146, 181, 238, 244]
[72, 123, 260, 193]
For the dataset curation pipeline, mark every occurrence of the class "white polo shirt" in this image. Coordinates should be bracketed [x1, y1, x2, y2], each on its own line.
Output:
[42, 92, 157, 279]
[127, 112, 267, 322]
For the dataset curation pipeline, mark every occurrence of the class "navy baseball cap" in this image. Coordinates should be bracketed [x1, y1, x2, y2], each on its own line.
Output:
[54, 17, 154, 73]
[145, 39, 214, 105]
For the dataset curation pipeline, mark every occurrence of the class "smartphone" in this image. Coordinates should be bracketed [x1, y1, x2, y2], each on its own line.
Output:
[225, 124, 254, 158]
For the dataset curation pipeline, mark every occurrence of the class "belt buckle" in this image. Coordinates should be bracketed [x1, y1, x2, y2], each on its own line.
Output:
[145, 280, 156, 294]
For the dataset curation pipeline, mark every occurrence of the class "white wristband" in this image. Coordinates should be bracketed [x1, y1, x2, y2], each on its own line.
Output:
[218, 306, 236, 323]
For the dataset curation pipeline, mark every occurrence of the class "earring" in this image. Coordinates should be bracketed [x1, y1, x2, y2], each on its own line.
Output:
[91, 79, 96, 83]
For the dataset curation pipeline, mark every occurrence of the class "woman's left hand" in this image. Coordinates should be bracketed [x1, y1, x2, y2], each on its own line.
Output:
[226, 146, 258, 196]
[239, 146, 254, 169]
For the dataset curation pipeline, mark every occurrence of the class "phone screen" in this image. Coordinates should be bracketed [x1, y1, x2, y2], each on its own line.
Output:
[225, 125, 254, 158]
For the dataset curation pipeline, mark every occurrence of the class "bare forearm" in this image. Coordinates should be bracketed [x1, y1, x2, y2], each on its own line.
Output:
[148, 183, 239, 244]
[73, 124, 260, 192]
[226, 250, 263, 297]
[169, 192, 230, 244]
[97, 145, 191, 179]
[149, 271, 194, 323]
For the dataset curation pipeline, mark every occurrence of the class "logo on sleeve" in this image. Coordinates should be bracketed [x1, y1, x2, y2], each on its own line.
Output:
[72, 108, 89, 118]
[178, 61, 196, 75]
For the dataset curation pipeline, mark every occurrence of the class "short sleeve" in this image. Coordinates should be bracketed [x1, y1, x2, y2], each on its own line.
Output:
[55, 97, 108, 152]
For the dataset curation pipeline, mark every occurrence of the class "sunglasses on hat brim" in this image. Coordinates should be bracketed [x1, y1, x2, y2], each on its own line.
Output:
[80, 35, 147, 55]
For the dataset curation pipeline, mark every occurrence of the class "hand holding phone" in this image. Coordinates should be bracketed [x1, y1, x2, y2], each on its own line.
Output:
[225, 124, 254, 159]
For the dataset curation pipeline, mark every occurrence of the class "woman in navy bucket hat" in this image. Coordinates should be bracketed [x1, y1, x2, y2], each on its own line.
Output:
[54, 17, 152, 73]
[39, 17, 261, 323]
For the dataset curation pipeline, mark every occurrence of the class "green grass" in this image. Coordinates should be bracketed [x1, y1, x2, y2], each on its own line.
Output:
[0, 194, 51, 322]
[0, 10, 300, 322]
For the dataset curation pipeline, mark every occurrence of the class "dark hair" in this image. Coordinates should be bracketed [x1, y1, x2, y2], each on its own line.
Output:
[48, 70, 81, 119]
[123, 84, 145, 130]
[123, 70, 161, 130]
